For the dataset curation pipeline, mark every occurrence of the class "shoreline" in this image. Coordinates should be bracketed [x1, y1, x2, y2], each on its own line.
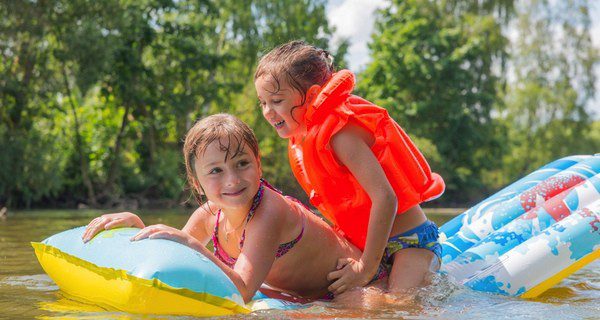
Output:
[2, 207, 467, 217]
[423, 207, 466, 216]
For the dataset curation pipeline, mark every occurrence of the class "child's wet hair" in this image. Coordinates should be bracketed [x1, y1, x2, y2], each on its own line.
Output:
[254, 40, 335, 106]
[183, 113, 259, 205]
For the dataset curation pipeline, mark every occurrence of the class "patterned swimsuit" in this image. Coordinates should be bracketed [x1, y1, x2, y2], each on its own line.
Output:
[212, 179, 306, 268]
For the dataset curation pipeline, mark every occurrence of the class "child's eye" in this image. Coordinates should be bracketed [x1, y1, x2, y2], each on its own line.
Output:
[237, 160, 250, 168]
[272, 99, 283, 104]
[208, 167, 222, 174]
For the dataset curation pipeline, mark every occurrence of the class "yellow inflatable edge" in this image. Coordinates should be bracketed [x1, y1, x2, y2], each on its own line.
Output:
[31, 242, 251, 316]
[520, 248, 600, 298]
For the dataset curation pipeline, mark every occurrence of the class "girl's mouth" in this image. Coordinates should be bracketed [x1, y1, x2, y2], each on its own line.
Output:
[274, 120, 285, 129]
[223, 187, 246, 197]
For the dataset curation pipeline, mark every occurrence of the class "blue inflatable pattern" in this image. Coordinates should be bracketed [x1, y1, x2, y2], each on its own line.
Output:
[440, 155, 600, 297]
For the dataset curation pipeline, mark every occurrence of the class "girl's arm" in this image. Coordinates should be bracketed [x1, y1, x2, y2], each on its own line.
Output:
[133, 194, 285, 303]
[228, 196, 284, 302]
[326, 125, 398, 294]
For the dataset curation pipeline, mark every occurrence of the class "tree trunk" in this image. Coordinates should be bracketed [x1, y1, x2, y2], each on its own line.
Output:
[104, 102, 131, 197]
[62, 66, 98, 206]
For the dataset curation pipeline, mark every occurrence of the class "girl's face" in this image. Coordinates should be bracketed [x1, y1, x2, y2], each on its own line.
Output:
[193, 140, 261, 211]
[255, 75, 307, 139]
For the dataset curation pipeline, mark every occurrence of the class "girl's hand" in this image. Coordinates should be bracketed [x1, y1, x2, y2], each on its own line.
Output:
[131, 224, 191, 245]
[327, 258, 376, 295]
[82, 212, 145, 243]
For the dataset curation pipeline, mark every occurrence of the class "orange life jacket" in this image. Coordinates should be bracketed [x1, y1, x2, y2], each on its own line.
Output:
[288, 70, 445, 250]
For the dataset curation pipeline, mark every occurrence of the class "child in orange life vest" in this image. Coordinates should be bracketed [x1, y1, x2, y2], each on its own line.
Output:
[254, 41, 445, 295]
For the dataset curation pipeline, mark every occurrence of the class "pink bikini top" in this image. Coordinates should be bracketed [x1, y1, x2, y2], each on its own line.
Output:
[212, 179, 306, 268]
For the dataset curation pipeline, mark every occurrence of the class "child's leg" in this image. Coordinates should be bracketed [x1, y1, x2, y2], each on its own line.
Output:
[387, 248, 439, 291]
[384, 220, 442, 292]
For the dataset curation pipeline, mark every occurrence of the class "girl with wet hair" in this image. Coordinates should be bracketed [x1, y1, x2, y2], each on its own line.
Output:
[255, 41, 445, 295]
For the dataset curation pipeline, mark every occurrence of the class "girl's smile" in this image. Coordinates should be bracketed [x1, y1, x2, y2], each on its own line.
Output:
[222, 187, 247, 197]
[193, 140, 261, 211]
[273, 120, 285, 129]
[255, 75, 307, 139]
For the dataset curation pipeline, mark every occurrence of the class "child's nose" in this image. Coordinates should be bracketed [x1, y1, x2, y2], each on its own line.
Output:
[262, 104, 274, 117]
[225, 171, 241, 186]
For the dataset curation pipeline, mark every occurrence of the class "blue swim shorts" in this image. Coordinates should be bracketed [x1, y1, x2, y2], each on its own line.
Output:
[384, 220, 442, 264]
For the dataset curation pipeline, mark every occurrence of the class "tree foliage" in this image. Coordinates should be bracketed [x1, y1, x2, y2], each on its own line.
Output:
[358, 0, 597, 204]
[0, 0, 597, 209]
[357, 0, 508, 203]
[0, 0, 337, 208]
[495, 0, 598, 186]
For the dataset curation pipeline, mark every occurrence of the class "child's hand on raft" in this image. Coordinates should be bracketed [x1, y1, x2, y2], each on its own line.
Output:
[327, 258, 375, 295]
[82, 212, 145, 243]
[131, 224, 190, 245]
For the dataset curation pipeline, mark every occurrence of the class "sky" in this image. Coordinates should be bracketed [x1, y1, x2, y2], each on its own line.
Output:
[326, 0, 386, 72]
[326, 0, 599, 113]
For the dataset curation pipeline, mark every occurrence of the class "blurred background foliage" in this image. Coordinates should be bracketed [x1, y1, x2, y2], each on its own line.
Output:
[1, 0, 598, 209]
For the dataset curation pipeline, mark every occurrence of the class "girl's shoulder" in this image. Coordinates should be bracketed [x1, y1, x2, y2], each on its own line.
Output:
[253, 187, 292, 223]
[187, 201, 219, 232]
[331, 121, 375, 152]
[192, 201, 219, 218]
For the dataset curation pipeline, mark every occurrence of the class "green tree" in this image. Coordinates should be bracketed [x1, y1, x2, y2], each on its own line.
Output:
[358, 0, 507, 203]
[0, 0, 70, 207]
[49, 0, 127, 206]
[0, 0, 344, 208]
[497, 0, 598, 185]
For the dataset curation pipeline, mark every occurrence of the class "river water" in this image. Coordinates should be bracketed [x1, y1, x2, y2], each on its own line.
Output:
[1, 209, 598, 319]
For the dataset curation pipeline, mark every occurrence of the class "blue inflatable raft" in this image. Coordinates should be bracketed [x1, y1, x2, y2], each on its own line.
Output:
[440, 154, 600, 297]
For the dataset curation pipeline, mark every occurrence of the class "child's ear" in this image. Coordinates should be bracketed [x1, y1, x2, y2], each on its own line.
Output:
[193, 180, 204, 195]
[306, 85, 321, 105]
[257, 155, 263, 177]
